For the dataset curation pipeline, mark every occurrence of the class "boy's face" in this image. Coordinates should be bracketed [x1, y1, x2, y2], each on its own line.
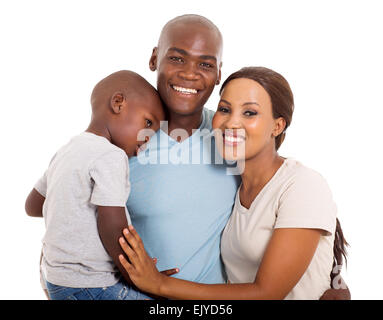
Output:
[110, 92, 165, 157]
[150, 23, 222, 117]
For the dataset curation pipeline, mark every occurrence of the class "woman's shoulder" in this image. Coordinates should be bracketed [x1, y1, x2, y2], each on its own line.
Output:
[282, 158, 331, 190]
[275, 158, 337, 234]
[278, 158, 336, 210]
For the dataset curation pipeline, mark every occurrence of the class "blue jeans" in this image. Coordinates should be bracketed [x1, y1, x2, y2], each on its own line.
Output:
[45, 279, 153, 300]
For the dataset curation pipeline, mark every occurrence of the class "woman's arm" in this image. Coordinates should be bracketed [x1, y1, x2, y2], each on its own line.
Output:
[25, 188, 45, 217]
[118, 225, 322, 300]
[97, 207, 178, 287]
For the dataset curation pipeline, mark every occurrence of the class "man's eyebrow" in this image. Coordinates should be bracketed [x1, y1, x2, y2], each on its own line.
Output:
[199, 55, 217, 62]
[168, 47, 217, 62]
[168, 47, 189, 56]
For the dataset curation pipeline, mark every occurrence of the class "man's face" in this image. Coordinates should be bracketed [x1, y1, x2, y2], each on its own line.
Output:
[150, 24, 222, 117]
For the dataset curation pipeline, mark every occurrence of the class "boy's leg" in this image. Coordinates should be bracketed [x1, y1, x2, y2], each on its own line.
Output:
[45, 280, 94, 300]
[39, 250, 50, 300]
[95, 280, 153, 300]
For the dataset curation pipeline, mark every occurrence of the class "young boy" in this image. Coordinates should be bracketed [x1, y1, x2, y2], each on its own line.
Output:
[25, 70, 175, 300]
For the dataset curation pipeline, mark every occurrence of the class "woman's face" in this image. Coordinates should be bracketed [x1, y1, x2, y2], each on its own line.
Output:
[212, 78, 285, 162]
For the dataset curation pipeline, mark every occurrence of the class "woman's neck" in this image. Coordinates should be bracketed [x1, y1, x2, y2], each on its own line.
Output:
[240, 144, 284, 195]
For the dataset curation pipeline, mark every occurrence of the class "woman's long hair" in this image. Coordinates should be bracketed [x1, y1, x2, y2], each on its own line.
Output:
[220, 67, 349, 282]
[331, 218, 349, 285]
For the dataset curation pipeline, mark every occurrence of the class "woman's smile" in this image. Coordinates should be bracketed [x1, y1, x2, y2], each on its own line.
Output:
[223, 129, 246, 146]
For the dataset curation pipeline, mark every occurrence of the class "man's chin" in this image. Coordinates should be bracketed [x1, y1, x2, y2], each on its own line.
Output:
[166, 104, 204, 117]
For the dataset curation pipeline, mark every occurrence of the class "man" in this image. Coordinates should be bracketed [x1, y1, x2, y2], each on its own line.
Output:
[127, 14, 350, 299]
[128, 15, 239, 285]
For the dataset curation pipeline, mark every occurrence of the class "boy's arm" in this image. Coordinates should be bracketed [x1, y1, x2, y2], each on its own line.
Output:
[25, 188, 45, 217]
[97, 206, 134, 284]
[97, 206, 179, 295]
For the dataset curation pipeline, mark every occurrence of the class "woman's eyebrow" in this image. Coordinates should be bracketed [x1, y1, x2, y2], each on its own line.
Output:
[219, 99, 231, 105]
[242, 101, 260, 107]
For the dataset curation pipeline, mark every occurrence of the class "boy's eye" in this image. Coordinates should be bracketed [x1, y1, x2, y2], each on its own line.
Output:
[145, 119, 153, 127]
[244, 110, 257, 116]
[217, 106, 230, 113]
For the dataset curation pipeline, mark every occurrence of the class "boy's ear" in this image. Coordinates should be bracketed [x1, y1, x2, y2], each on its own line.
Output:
[149, 47, 158, 71]
[110, 92, 126, 114]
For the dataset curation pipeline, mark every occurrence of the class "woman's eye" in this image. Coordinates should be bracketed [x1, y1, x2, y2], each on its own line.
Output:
[244, 110, 257, 116]
[218, 106, 230, 113]
[146, 119, 153, 127]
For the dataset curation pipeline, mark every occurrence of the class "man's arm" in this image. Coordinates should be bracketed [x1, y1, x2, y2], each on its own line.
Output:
[25, 188, 45, 217]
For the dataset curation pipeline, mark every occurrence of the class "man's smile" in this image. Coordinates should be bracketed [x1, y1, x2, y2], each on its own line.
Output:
[170, 84, 199, 95]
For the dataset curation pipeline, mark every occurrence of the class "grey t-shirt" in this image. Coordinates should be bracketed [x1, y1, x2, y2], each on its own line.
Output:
[35, 132, 131, 288]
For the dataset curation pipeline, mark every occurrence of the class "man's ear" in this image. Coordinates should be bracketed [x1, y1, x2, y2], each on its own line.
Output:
[273, 117, 287, 137]
[216, 62, 223, 85]
[110, 92, 126, 114]
[149, 47, 158, 71]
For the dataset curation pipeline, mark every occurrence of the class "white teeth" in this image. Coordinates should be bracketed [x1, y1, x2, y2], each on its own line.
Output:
[225, 136, 245, 143]
[172, 85, 198, 94]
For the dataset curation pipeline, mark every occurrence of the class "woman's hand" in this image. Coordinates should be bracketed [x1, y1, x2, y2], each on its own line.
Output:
[118, 225, 179, 295]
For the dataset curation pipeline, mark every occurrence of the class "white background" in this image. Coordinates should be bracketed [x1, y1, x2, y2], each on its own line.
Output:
[1, 0, 382, 299]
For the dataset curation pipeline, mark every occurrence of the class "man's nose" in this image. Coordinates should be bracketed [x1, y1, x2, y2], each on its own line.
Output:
[178, 62, 200, 81]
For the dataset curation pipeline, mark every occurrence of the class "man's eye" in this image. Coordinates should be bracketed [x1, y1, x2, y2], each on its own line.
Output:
[244, 110, 257, 116]
[200, 62, 213, 68]
[218, 106, 229, 113]
[146, 119, 153, 127]
[169, 56, 183, 63]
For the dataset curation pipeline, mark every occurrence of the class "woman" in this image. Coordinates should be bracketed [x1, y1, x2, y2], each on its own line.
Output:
[118, 67, 348, 299]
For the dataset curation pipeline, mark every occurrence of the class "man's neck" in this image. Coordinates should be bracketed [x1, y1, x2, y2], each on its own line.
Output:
[166, 108, 204, 142]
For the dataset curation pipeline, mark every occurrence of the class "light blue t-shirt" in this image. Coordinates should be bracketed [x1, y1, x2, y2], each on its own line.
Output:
[127, 108, 241, 284]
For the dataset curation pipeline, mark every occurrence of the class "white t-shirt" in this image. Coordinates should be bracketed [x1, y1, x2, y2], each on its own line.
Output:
[35, 132, 131, 288]
[221, 158, 337, 300]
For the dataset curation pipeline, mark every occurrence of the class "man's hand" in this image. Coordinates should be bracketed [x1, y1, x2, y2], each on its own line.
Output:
[320, 275, 351, 300]
[320, 287, 351, 300]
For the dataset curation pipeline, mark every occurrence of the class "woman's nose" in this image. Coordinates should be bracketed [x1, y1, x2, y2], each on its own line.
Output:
[224, 115, 242, 129]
